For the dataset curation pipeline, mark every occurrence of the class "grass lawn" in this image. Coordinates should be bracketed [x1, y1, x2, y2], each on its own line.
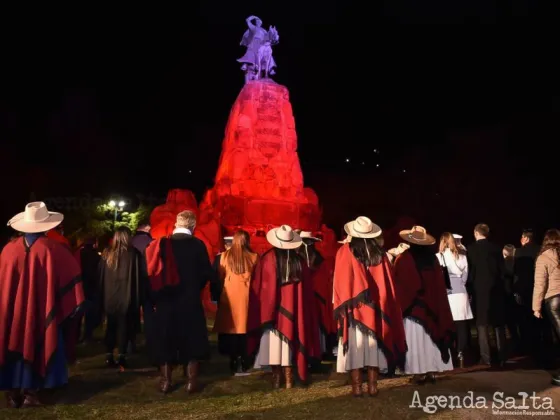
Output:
[2, 324, 559, 419]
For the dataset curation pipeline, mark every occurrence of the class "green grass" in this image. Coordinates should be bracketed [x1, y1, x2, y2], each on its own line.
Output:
[0, 327, 554, 419]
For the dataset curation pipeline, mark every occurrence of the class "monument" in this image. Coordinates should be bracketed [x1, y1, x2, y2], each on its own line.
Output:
[150, 15, 338, 279]
[197, 16, 337, 257]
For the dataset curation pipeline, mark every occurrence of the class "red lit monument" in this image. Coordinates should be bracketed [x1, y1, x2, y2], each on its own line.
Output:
[196, 79, 337, 256]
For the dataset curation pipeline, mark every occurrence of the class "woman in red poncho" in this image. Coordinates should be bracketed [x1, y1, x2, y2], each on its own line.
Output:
[295, 230, 337, 360]
[333, 216, 407, 397]
[247, 225, 320, 389]
[393, 226, 455, 384]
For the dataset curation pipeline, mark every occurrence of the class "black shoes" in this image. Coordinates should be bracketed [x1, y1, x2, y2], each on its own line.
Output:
[230, 356, 250, 376]
[229, 357, 237, 375]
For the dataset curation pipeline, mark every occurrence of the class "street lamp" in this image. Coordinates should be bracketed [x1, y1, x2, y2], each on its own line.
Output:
[108, 200, 126, 230]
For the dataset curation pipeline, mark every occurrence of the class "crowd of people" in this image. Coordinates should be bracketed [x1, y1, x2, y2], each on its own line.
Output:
[1, 201, 559, 409]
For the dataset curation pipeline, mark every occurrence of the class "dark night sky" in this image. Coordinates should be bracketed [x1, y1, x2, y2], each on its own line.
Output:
[1, 1, 559, 244]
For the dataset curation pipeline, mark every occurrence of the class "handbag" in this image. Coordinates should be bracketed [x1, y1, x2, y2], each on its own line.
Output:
[439, 253, 452, 291]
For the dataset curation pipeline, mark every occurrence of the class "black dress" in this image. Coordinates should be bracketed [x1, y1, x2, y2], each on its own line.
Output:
[98, 248, 146, 355]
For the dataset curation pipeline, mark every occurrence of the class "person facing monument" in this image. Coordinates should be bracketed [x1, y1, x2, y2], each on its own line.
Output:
[145, 210, 213, 394]
[0, 202, 85, 408]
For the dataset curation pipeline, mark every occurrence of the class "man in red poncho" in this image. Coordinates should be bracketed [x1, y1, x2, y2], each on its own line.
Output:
[295, 230, 337, 362]
[0, 202, 84, 408]
[247, 225, 320, 389]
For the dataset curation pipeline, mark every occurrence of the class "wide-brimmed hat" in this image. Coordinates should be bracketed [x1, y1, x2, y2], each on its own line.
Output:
[7, 202, 64, 234]
[266, 225, 302, 250]
[296, 230, 321, 242]
[399, 226, 436, 246]
[344, 216, 382, 239]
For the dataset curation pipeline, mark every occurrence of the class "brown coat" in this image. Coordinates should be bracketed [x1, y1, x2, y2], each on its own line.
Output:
[213, 252, 258, 334]
[533, 249, 560, 311]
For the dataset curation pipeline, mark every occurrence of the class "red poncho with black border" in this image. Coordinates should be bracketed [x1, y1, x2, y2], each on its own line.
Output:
[247, 249, 321, 383]
[0, 237, 84, 377]
[333, 244, 407, 369]
[393, 250, 455, 364]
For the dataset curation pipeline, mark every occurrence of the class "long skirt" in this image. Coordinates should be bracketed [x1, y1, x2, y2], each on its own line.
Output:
[336, 326, 388, 373]
[0, 331, 68, 390]
[253, 329, 292, 368]
[404, 318, 453, 374]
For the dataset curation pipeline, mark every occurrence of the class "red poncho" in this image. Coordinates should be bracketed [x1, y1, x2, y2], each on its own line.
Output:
[247, 249, 320, 383]
[393, 250, 455, 363]
[46, 229, 70, 248]
[145, 237, 180, 292]
[333, 244, 407, 368]
[0, 237, 84, 376]
[311, 257, 337, 337]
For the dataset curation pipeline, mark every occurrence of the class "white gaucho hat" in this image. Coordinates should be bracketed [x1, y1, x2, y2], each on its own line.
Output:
[7, 202, 64, 234]
[344, 216, 382, 239]
[266, 225, 302, 250]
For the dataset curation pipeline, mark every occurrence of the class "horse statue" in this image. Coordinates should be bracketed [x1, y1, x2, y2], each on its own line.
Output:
[238, 16, 280, 83]
[255, 26, 279, 80]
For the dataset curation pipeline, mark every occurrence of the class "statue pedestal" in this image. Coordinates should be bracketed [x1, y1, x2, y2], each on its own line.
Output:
[201, 80, 328, 255]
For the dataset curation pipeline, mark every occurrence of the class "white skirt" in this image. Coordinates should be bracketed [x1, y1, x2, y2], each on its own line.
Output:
[253, 329, 292, 368]
[404, 318, 453, 374]
[447, 293, 473, 321]
[336, 325, 388, 373]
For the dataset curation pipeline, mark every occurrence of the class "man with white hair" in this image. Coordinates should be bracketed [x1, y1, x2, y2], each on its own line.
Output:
[145, 210, 213, 394]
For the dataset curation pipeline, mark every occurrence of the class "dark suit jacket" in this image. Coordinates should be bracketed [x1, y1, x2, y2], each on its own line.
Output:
[468, 238, 507, 326]
[513, 242, 540, 306]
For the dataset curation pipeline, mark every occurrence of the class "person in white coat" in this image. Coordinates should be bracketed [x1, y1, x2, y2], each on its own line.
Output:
[436, 232, 473, 368]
